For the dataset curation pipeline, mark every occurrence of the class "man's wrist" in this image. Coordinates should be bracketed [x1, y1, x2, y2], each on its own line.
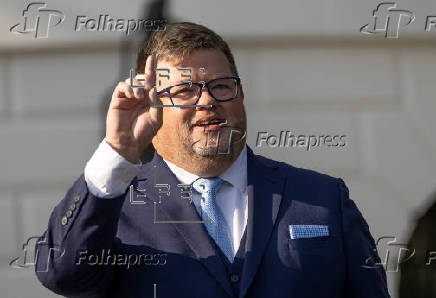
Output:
[84, 139, 142, 199]
[105, 140, 142, 164]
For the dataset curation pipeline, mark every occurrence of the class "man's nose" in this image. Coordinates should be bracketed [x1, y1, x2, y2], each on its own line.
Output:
[196, 87, 215, 108]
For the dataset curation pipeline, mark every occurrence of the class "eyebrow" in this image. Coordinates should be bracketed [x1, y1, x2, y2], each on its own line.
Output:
[176, 73, 232, 83]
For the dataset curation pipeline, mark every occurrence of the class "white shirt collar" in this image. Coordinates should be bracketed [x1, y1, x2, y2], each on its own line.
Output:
[163, 145, 247, 193]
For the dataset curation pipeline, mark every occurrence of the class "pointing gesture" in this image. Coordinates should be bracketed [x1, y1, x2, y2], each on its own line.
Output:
[105, 54, 163, 163]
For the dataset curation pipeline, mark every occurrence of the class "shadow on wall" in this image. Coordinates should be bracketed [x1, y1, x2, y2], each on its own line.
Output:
[399, 190, 436, 298]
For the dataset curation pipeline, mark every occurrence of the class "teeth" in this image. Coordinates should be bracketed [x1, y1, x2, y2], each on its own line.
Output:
[196, 120, 223, 126]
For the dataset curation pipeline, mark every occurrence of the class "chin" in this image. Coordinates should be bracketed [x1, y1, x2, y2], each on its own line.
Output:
[191, 145, 235, 159]
[192, 127, 245, 154]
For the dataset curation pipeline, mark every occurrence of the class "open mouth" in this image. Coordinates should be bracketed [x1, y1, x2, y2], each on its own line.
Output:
[192, 119, 228, 131]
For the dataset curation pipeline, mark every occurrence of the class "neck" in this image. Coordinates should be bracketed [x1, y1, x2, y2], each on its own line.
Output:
[154, 142, 245, 177]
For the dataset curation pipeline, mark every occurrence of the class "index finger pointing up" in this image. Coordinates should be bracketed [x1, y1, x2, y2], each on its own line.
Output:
[143, 53, 156, 90]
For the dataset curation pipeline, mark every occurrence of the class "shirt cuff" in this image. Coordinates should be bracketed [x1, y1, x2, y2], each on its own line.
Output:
[84, 139, 142, 199]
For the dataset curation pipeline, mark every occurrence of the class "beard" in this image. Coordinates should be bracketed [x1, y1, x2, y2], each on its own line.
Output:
[177, 119, 246, 170]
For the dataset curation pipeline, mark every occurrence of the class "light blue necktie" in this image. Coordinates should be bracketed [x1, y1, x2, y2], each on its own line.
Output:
[192, 177, 234, 262]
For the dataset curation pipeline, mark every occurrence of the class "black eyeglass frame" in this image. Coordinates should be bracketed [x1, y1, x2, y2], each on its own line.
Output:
[156, 76, 241, 107]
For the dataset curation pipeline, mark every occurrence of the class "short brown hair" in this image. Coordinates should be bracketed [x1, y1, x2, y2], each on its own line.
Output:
[136, 22, 239, 76]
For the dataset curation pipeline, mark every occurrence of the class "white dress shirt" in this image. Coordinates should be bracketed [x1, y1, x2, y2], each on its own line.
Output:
[84, 139, 248, 257]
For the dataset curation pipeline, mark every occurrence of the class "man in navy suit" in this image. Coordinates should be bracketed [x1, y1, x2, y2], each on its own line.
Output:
[35, 22, 390, 298]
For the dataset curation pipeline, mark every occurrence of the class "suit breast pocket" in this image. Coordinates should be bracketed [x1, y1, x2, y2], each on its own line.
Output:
[289, 235, 338, 254]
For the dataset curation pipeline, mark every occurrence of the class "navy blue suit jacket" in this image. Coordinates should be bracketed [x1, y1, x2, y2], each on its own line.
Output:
[35, 147, 390, 298]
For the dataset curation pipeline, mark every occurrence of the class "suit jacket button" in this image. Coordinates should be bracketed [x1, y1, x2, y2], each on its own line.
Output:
[230, 274, 239, 283]
[61, 216, 68, 225]
[66, 210, 73, 218]
[69, 203, 76, 211]
[73, 195, 80, 202]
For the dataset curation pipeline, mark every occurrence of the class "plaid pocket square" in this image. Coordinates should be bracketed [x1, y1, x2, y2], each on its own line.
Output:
[289, 224, 330, 239]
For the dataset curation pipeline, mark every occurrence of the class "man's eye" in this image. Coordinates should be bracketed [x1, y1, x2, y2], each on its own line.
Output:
[172, 87, 195, 97]
[212, 84, 231, 90]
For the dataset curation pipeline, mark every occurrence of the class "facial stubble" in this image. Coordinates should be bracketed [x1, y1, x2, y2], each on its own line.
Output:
[177, 118, 246, 173]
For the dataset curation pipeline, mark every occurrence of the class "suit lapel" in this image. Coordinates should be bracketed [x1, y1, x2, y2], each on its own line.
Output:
[239, 147, 286, 298]
[137, 153, 234, 297]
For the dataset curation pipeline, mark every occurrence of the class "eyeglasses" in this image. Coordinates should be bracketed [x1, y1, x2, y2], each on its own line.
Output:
[156, 76, 241, 107]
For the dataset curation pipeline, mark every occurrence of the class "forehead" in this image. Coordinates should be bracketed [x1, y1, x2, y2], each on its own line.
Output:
[156, 49, 233, 79]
